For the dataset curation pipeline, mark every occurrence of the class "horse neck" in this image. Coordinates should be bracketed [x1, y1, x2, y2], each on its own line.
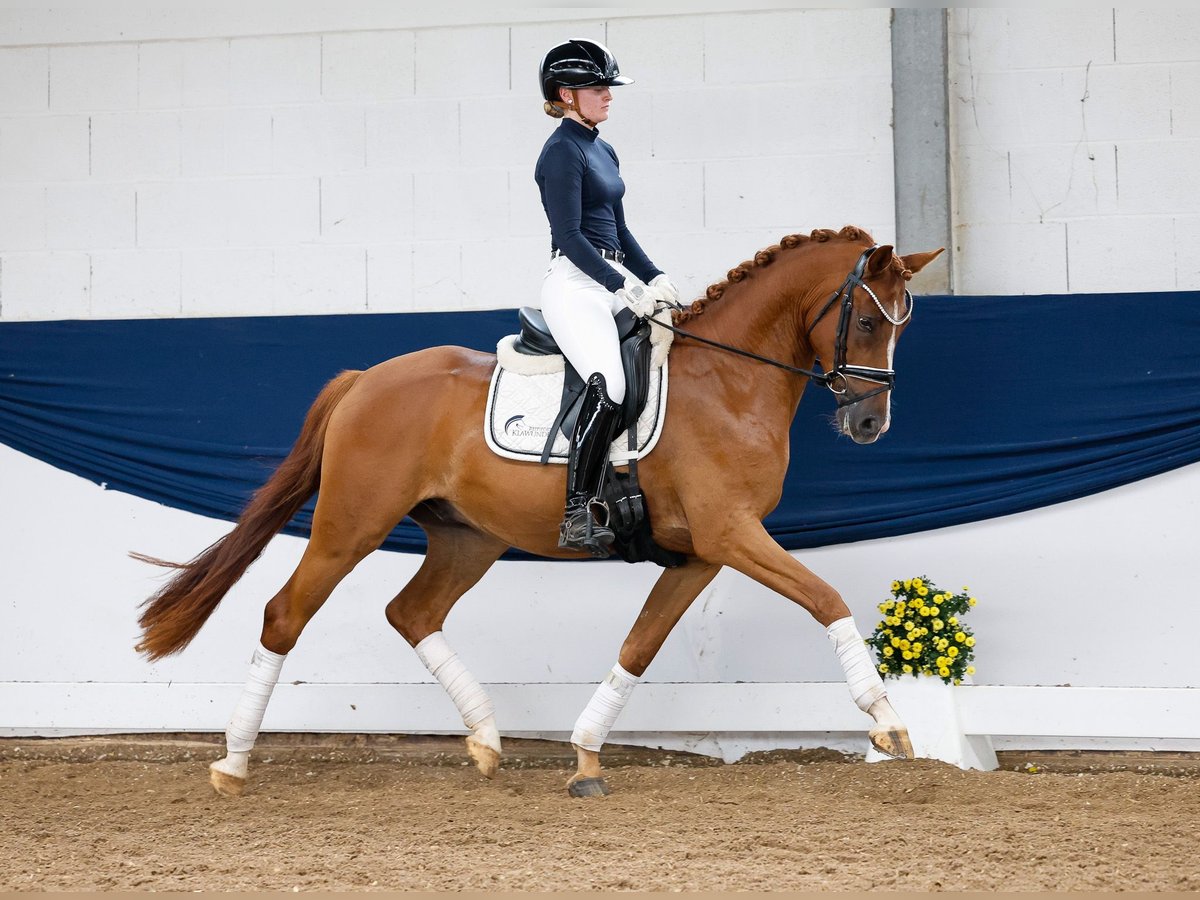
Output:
[678, 256, 827, 415]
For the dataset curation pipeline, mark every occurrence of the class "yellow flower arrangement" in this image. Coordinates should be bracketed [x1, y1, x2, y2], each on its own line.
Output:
[867, 576, 979, 685]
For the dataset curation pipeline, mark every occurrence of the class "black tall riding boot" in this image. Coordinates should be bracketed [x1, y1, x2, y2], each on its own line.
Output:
[559, 373, 622, 557]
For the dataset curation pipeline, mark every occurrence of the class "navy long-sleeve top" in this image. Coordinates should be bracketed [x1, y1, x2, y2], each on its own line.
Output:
[534, 118, 663, 293]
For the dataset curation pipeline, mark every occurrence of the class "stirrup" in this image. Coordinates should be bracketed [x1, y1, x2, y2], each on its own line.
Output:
[558, 500, 615, 558]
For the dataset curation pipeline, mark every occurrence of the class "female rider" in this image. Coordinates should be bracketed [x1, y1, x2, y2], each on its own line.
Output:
[536, 39, 679, 558]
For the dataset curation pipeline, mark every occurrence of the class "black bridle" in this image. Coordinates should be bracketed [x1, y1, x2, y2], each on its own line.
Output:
[647, 246, 913, 408]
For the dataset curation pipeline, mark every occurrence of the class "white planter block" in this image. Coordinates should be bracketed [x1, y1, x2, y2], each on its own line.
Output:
[866, 677, 998, 771]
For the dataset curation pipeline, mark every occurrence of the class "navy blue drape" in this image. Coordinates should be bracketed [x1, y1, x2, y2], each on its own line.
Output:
[2, 293, 1198, 556]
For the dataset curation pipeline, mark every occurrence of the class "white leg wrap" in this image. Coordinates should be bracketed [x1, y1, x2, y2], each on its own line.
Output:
[571, 663, 640, 752]
[415, 632, 495, 731]
[826, 616, 887, 713]
[225, 643, 287, 754]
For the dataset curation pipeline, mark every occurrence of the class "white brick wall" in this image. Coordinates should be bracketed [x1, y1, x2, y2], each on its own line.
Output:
[2, 10, 895, 321]
[950, 8, 1200, 294]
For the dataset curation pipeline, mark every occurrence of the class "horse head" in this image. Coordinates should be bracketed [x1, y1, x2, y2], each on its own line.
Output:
[803, 242, 944, 444]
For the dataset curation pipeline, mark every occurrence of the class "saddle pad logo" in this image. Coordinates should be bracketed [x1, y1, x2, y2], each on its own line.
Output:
[504, 415, 551, 440]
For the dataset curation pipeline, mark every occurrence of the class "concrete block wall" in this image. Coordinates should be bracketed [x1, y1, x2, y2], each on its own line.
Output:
[949, 8, 1200, 294]
[0, 9, 894, 321]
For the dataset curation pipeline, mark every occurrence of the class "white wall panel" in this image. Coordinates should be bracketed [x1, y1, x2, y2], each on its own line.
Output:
[364, 99, 459, 170]
[0, 115, 88, 181]
[180, 247, 275, 315]
[1115, 8, 1200, 64]
[321, 31, 415, 102]
[90, 249, 181, 318]
[365, 244, 413, 312]
[90, 111, 181, 180]
[414, 26, 509, 98]
[0, 250, 89, 318]
[179, 108, 274, 177]
[0, 46, 48, 112]
[45, 182, 135, 250]
[1066, 216, 1180, 294]
[135, 39, 231, 110]
[3, 443, 1198, 750]
[0, 184, 45, 250]
[228, 35, 321, 106]
[271, 104, 366, 174]
[48, 43, 137, 112]
[320, 172, 413, 243]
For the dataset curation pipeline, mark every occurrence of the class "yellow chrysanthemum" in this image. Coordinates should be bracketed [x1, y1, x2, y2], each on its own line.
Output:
[947, 646, 959, 658]
[903, 620, 914, 632]
[911, 642, 922, 654]
[969, 597, 977, 606]
[878, 603, 889, 614]
[891, 637, 901, 648]
[948, 616, 958, 626]
[899, 639, 911, 651]
[902, 650, 913, 660]
[966, 636, 976, 647]
[966, 666, 976, 675]
[917, 586, 929, 596]
[937, 639, 949, 651]
[932, 621, 943, 632]
[904, 579, 912, 590]
[953, 678, 962, 685]
[883, 646, 894, 657]
[919, 606, 931, 617]
[930, 606, 940, 616]
[955, 631, 966, 642]
[879, 663, 889, 674]
[913, 577, 924, 588]
[891, 581, 901, 592]
[902, 664, 913, 674]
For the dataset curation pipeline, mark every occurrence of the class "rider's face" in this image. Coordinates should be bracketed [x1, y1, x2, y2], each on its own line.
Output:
[563, 86, 612, 125]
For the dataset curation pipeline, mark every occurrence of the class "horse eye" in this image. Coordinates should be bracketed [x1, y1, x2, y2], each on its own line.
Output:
[857, 316, 874, 333]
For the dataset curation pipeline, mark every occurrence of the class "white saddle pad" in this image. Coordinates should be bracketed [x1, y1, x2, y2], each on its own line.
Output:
[485, 334, 670, 464]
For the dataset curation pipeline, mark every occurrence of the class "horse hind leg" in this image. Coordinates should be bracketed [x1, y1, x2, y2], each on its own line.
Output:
[385, 513, 508, 779]
[210, 502, 403, 797]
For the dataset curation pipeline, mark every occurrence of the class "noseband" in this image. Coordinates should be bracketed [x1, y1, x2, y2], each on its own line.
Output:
[807, 246, 914, 408]
[649, 246, 913, 408]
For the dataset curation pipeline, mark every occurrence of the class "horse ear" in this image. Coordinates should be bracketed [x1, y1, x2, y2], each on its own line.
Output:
[900, 248, 945, 275]
[865, 245, 894, 277]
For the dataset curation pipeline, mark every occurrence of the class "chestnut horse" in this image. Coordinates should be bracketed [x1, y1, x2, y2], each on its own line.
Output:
[137, 226, 942, 797]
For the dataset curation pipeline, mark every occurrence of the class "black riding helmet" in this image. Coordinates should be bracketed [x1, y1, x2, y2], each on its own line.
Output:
[539, 39, 633, 103]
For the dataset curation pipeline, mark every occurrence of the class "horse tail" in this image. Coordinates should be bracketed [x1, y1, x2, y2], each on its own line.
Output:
[134, 369, 363, 661]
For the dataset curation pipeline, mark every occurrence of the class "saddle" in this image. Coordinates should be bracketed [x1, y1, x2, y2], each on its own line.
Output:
[512, 306, 685, 569]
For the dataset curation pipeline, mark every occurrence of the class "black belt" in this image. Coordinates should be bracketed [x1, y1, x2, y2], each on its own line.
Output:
[551, 248, 625, 264]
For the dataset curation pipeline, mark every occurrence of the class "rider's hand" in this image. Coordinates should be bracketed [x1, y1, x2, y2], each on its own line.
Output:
[649, 274, 681, 308]
[616, 281, 659, 319]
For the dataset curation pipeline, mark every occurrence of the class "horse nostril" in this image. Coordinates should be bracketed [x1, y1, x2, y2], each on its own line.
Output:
[860, 416, 879, 435]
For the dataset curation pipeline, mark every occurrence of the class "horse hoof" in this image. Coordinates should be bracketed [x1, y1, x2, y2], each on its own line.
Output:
[870, 726, 915, 760]
[209, 763, 246, 797]
[567, 776, 610, 798]
[466, 735, 500, 779]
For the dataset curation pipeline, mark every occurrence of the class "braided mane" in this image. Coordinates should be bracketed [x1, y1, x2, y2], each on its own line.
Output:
[673, 226, 913, 325]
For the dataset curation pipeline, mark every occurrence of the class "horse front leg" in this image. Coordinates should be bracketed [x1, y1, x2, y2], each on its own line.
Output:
[567, 559, 721, 798]
[385, 521, 510, 779]
[701, 519, 913, 760]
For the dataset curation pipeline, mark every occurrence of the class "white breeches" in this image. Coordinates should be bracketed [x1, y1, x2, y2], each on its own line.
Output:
[539, 256, 642, 405]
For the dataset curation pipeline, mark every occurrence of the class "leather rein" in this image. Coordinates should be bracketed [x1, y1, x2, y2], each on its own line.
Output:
[647, 246, 913, 408]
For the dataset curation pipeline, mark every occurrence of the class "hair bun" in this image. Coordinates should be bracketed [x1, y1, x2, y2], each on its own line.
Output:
[543, 101, 565, 119]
